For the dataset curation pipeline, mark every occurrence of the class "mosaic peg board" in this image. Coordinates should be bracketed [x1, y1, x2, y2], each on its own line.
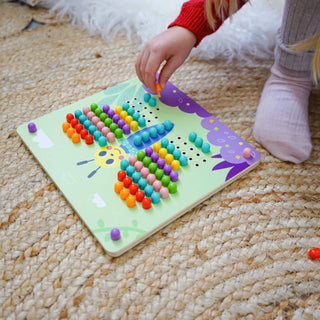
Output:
[17, 77, 261, 257]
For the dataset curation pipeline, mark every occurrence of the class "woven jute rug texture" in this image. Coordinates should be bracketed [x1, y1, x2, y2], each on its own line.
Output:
[1, 3, 320, 320]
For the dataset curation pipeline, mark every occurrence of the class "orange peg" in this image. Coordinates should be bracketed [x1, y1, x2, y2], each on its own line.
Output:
[114, 181, 124, 193]
[155, 83, 162, 98]
[71, 133, 81, 144]
[62, 122, 70, 132]
[126, 195, 136, 208]
[120, 188, 130, 200]
[67, 127, 76, 138]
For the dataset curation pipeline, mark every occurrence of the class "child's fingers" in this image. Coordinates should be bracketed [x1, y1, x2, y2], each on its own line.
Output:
[135, 52, 142, 82]
[158, 56, 183, 90]
[135, 50, 148, 87]
[143, 53, 164, 93]
[136, 49, 159, 93]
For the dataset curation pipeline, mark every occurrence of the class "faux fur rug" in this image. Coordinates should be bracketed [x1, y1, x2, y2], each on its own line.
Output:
[25, 0, 285, 60]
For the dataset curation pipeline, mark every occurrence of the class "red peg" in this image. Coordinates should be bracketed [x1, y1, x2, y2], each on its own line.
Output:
[123, 177, 132, 188]
[308, 248, 320, 260]
[129, 183, 139, 195]
[80, 129, 89, 139]
[66, 113, 74, 123]
[135, 190, 145, 202]
[85, 134, 94, 145]
[142, 197, 152, 210]
[117, 170, 126, 181]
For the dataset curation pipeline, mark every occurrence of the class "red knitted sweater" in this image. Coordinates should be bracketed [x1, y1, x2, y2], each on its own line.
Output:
[168, 0, 247, 46]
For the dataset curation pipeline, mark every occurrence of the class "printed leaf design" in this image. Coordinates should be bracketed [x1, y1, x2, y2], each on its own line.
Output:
[97, 219, 105, 228]
[99, 78, 145, 107]
[93, 219, 146, 243]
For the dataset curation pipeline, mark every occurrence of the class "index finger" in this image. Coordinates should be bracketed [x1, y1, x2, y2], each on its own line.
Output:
[142, 51, 166, 94]
[135, 49, 149, 88]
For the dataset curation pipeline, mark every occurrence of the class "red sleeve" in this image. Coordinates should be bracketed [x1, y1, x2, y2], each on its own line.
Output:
[168, 0, 247, 46]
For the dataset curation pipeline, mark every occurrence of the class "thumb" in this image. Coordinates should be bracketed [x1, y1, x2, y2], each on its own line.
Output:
[158, 56, 185, 89]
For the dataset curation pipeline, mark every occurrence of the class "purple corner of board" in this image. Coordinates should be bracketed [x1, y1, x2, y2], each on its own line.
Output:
[144, 80, 260, 181]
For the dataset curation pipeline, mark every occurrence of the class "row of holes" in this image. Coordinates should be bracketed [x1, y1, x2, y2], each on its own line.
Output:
[127, 99, 209, 167]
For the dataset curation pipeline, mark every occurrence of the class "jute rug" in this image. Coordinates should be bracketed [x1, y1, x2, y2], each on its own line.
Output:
[1, 3, 319, 319]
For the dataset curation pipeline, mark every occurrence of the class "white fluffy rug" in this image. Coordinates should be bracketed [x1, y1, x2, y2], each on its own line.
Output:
[34, 0, 285, 60]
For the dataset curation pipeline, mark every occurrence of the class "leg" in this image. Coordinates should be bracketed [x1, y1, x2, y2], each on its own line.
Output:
[253, 0, 320, 163]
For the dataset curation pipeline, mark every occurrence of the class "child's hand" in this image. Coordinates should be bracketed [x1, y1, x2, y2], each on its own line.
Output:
[136, 26, 197, 93]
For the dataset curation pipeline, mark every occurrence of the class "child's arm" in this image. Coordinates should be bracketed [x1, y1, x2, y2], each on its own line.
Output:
[136, 0, 247, 92]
